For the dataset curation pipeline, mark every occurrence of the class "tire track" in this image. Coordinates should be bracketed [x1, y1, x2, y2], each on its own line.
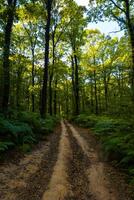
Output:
[0, 125, 61, 200]
[66, 123, 92, 200]
[67, 122, 118, 200]
[42, 121, 72, 200]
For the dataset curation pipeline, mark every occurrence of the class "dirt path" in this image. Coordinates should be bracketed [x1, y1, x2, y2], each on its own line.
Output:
[0, 121, 133, 200]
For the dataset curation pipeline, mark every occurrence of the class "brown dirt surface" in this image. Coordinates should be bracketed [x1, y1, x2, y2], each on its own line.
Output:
[0, 121, 134, 200]
[73, 125, 134, 200]
[0, 125, 61, 200]
[66, 124, 92, 200]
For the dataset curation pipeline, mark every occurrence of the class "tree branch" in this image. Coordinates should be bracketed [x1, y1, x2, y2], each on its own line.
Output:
[109, 0, 126, 13]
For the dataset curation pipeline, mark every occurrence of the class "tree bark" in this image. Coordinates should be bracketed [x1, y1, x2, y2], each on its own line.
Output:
[125, 0, 134, 101]
[31, 48, 35, 112]
[53, 79, 57, 115]
[103, 70, 108, 111]
[49, 32, 55, 115]
[40, 0, 53, 118]
[71, 55, 75, 113]
[2, 0, 17, 115]
[94, 70, 98, 114]
[49, 72, 53, 115]
[74, 53, 80, 115]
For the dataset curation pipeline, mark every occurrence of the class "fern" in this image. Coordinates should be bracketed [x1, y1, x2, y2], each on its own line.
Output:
[0, 141, 14, 152]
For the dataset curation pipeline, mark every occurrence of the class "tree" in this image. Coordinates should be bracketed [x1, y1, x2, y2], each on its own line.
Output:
[40, 0, 53, 118]
[64, 1, 87, 115]
[2, 0, 17, 115]
[89, 0, 134, 101]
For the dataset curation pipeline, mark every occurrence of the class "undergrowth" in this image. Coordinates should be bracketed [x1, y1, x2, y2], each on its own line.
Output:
[0, 112, 59, 155]
[73, 114, 134, 184]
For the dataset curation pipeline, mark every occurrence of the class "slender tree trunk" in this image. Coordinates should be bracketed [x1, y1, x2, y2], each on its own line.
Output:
[98, 82, 101, 113]
[90, 79, 94, 113]
[65, 80, 69, 118]
[71, 56, 75, 113]
[49, 32, 55, 115]
[54, 79, 57, 115]
[49, 72, 53, 115]
[93, 56, 98, 114]
[94, 70, 98, 114]
[74, 53, 80, 115]
[16, 66, 22, 109]
[103, 71, 108, 111]
[40, 0, 53, 118]
[31, 48, 35, 112]
[2, 0, 17, 115]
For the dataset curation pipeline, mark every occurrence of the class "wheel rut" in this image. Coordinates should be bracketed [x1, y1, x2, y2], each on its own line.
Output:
[42, 121, 72, 200]
[0, 121, 133, 200]
[0, 125, 61, 200]
[66, 123, 92, 200]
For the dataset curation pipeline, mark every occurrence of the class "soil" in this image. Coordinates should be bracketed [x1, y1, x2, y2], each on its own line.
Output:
[0, 121, 133, 200]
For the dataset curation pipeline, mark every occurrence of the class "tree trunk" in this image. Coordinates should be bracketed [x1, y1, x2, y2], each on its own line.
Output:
[16, 66, 22, 109]
[31, 48, 35, 112]
[125, 0, 134, 101]
[40, 0, 53, 118]
[74, 53, 80, 115]
[2, 0, 17, 115]
[53, 79, 57, 115]
[49, 32, 55, 115]
[71, 56, 75, 113]
[49, 72, 53, 115]
[90, 79, 94, 113]
[103, 71, 108, 111]
[94, 70, 98, 114]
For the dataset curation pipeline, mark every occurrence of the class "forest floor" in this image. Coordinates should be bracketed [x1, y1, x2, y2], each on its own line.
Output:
[0, 121, 133, 200]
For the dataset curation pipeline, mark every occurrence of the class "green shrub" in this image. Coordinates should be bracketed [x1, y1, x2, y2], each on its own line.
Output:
[94, 117, 117, 135]
[18, 112, 42, 132]
[0, 141, 14, 153]
[0, 117, 35, 145]
[73, 113, 134, 178]
[0, 113, 59, 155]
[74, 114, 98, 128]
[12, 122, 35, 145]
[0, 117, 15, 136]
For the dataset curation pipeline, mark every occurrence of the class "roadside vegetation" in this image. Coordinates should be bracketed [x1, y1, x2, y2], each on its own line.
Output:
[0, 112, 59, 155]
[73, 114, 134, 184]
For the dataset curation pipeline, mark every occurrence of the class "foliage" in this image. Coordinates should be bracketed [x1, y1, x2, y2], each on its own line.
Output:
[40, 115, 60, 133]
[0, 141, 14, 153]
[0, 113, 59, 154]
[18, 111, 41, 133]
[74, 114, 134, 181]
[73, 114, 98, 127]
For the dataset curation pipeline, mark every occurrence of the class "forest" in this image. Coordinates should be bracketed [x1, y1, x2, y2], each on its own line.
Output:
[0, 0, 134, 199]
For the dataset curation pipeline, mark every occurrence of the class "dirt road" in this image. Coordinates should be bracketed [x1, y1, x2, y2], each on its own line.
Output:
[0, 121, 133, 200]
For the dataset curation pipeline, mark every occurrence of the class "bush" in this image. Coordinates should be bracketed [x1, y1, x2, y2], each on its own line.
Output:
[40, 115, 60, 133]
[74, 114, 98, 128]
[0, 117, 35, 146]
[73, 113, 134, 180]
[18, 112, 42, 133]
[0, 113, 59, 154]
[93, 117, 118, 135]
[0, 141, 14, 153]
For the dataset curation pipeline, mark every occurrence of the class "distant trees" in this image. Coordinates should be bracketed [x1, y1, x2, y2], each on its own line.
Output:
[0, 0, 133, 119]
[89, 0, 134, 101]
